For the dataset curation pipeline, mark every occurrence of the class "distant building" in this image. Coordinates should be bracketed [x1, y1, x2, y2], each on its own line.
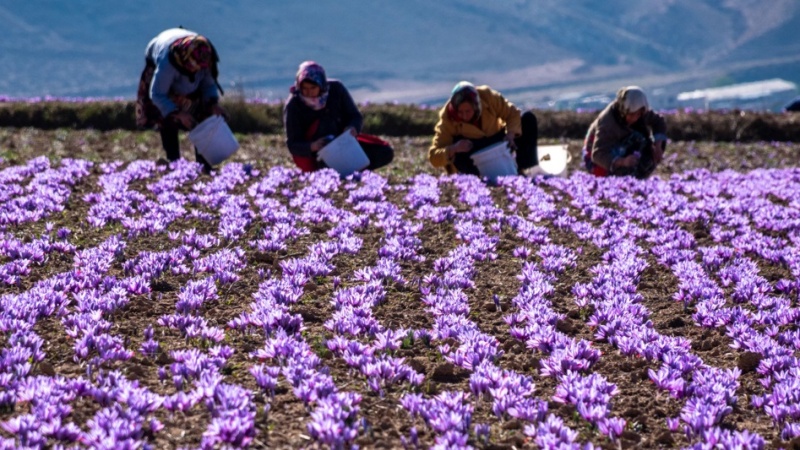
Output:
[676, 79, 798, 111]
[544, 92, 613, 111]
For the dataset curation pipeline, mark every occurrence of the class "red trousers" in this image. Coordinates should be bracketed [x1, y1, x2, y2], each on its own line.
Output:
[293, 134, 391, 172]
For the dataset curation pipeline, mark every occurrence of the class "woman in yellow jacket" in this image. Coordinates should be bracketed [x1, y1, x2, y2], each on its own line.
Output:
[429, 81, 538, 175]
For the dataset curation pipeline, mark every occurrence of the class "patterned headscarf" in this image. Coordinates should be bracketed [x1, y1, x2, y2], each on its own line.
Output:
[169, 35, 212, 73]
[447, 81, 481, 123]
[290, 61, 329, 110]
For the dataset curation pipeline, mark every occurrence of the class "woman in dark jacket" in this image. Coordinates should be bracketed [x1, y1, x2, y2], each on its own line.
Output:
[283, 61, 393, 172]
[135, 27, 227, 171]
[583, 86, 667, 178]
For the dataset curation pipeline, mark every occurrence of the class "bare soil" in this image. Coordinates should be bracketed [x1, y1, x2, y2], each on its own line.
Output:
[0, 128, 799, 448]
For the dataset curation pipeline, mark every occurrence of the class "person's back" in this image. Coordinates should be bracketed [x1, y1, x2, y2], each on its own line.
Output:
[786, 96, 800, 112]
[145, 28, 196, 64]
[135, 28, 227, 172]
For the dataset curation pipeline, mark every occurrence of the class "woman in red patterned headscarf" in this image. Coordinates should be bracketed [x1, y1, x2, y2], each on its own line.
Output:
[135, 28, 227, 171]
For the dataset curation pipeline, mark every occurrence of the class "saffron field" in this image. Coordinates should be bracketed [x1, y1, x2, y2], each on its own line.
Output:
[1, 129, 800, 448]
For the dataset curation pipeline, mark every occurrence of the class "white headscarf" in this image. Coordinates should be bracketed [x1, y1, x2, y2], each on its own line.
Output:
[616, 86, 649, 116]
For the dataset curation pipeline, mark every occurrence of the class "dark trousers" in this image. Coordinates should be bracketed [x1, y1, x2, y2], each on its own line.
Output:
[453, 110, 538, 175]
[138, 61, 213, 171]
[159, 118, 213, 172]
[361, 142, 394, 171]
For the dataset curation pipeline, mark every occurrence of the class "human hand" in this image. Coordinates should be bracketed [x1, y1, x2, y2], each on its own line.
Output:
[344, 126, 357, 137]
[310, 136, 333, 152]
[652, 141, 664, 164]
[450, 140, 473, 154]
[211, 104, 227, 119]
[175, 112, 196, 129]
[504, 132, 518, 150]
[614, 154, 640, 169]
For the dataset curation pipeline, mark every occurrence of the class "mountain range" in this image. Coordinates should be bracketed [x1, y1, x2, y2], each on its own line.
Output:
[2, 0, 799, 109]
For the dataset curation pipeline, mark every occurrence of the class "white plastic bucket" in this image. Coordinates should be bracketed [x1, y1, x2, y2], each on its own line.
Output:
[316, 132, 370, 176]
[470, 142, 518, 180]
[536, 144, 571, 177]
[188, 115, 240, 166]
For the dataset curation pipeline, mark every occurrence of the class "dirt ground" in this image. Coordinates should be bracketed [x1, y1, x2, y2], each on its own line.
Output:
[0, 128, 799, 448]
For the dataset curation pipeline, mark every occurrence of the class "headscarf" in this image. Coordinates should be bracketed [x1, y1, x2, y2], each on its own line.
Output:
[169, 35, 212, 74]
[615, 86, 649, 116]
[290, 61, 329, 110]
[446, 81, 481, 123]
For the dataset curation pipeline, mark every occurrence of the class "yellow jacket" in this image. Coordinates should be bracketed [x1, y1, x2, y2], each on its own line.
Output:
[429, 86, 522, 173]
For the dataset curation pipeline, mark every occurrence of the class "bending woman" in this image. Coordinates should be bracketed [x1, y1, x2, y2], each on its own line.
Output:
[283, 61, 393, 172]
[583, 86, 667, 178]
[136, 28, 227, 171]
[429, 81, 538, 175]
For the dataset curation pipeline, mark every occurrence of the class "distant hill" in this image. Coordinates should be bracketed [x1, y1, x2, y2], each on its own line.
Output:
[1, 1, 799, 109]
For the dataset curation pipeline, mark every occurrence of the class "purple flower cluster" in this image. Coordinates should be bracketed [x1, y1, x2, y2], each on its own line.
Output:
[553, 372, 624, 438]
[2, 368, 165, 448]
[306, 391, 363, 448]
[201, 383, 256, 449]
[403, 174, 586, 446]
[1, 375, 85, 446]
[84, 160, 158, 229]
[5, 154, 800, 447]
[232, 169, 375, 447]
[188, 163, 255, 241]
[323, 180, 427, 394]
[506, 257, 614, 437]
[499, 177, 636, 445]
[249, 197, 309, 252]
[81, 371, 164, 448]
[0, 95, 128, 103]
[51, 236, 135, 368]
[193, 247, 246, 284]
[0, 228, 75, 285]
[401, 391, 473, 449]
[158, 265, 236, 343]
[123, 246, 189, 279]
[553, 170, 797, 446]
[146, 159, 200, 192]
[469, 363, 548, 423]
[0, 157, 92, 226]
[325, 282, 386, 336]
[404, 174, 440, 210]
